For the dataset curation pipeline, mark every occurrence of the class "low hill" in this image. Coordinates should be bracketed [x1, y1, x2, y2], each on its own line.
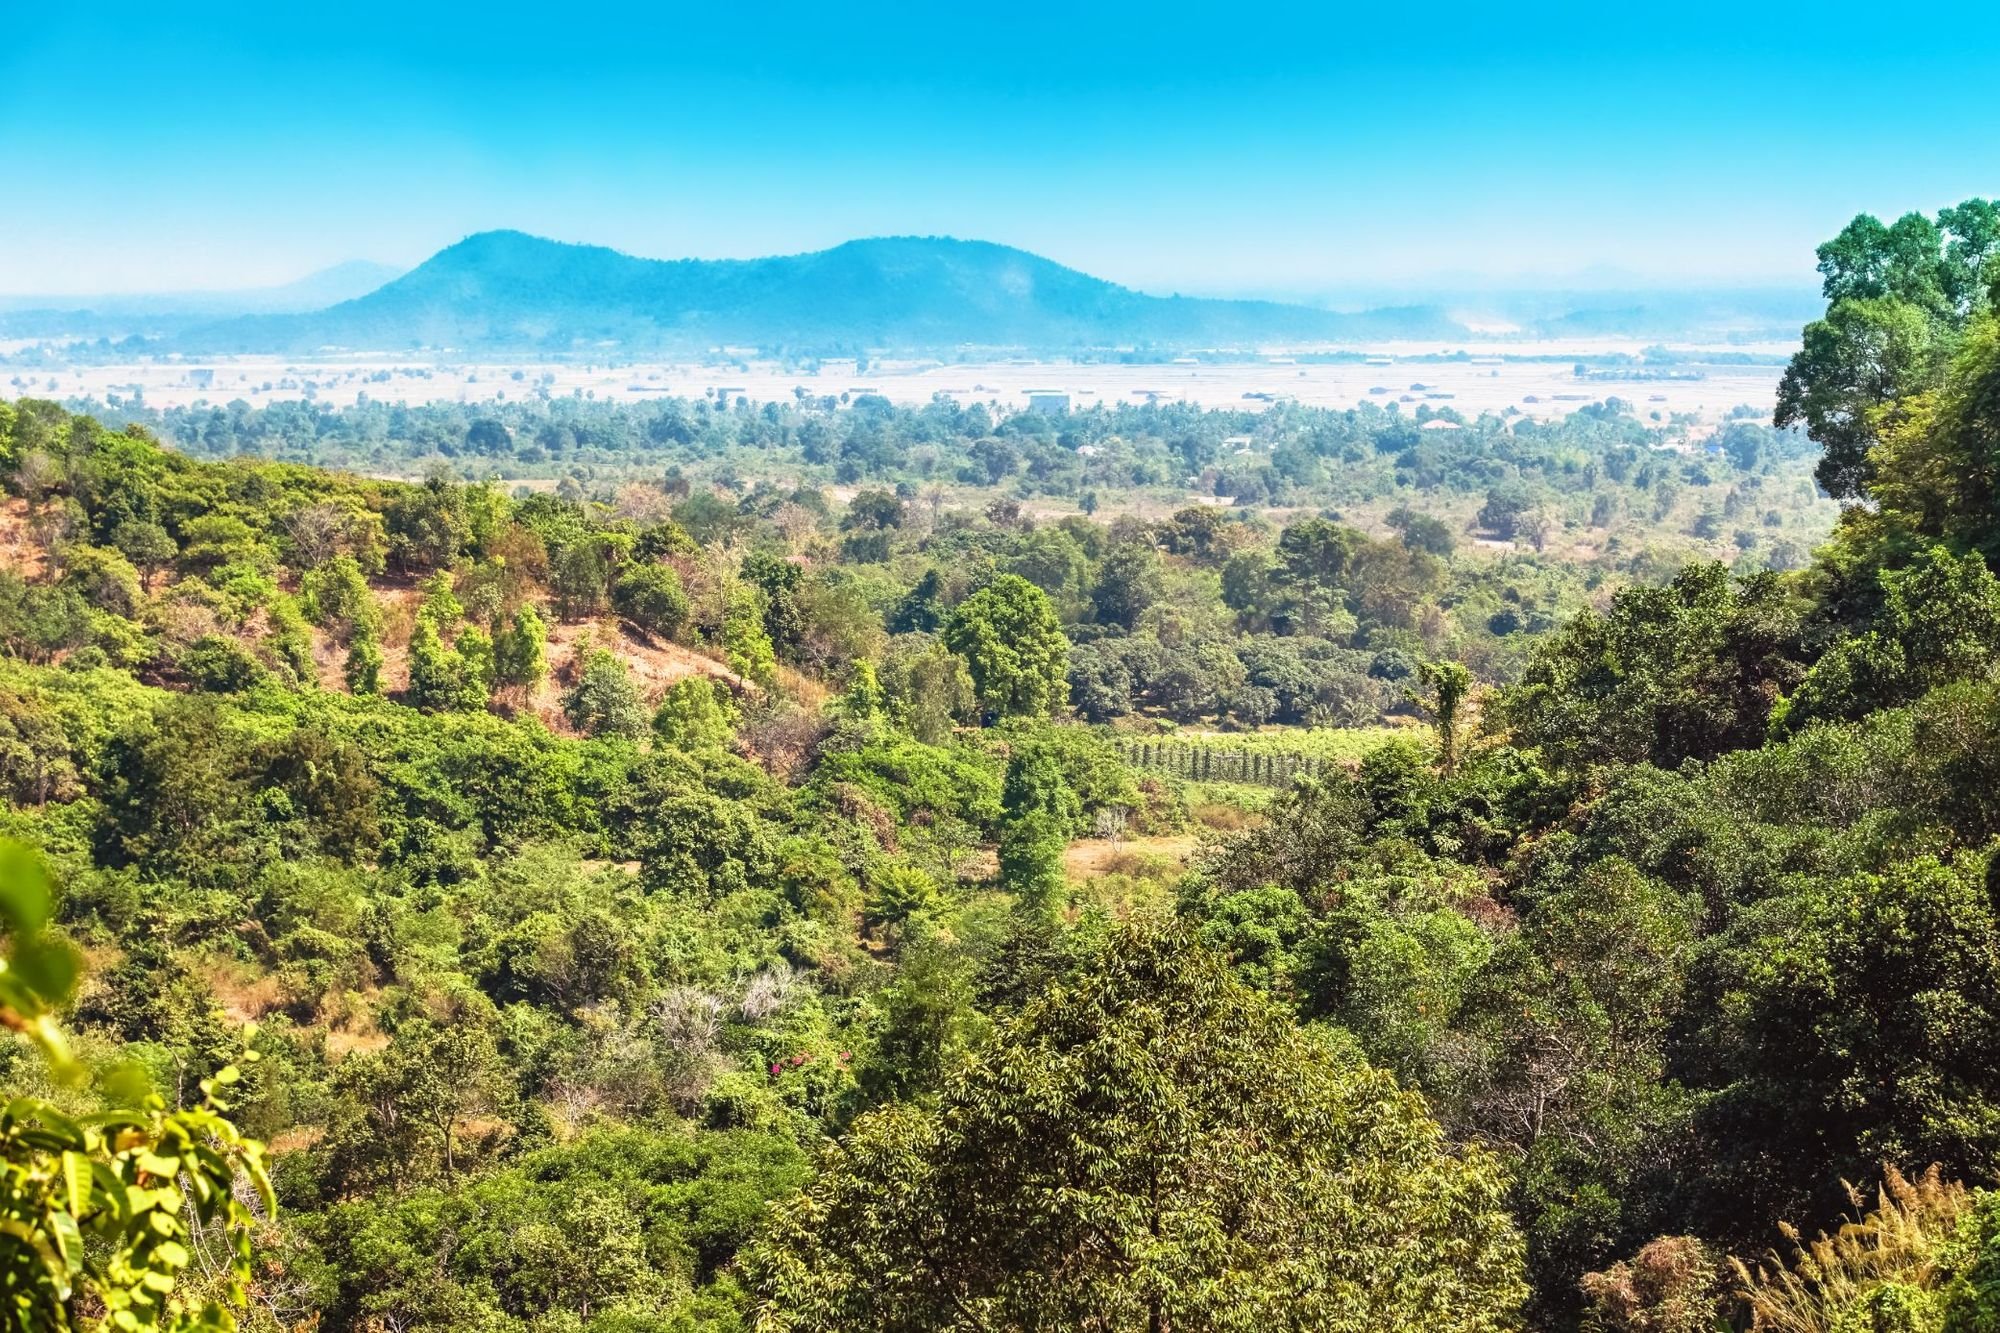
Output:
[177, 231, 1463, 354]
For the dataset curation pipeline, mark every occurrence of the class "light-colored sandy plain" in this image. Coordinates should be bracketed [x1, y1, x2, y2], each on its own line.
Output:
[4, 339, 1788, 426]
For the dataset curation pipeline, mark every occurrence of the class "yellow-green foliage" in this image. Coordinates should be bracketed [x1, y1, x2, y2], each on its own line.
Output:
[0, 841, 272, 1331]
[1734, 1167, 1968, 1333]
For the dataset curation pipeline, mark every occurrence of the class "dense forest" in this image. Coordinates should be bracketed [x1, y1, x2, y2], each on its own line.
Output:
[1, 199, 1998, 1333]
[78, 381, 1823, 542]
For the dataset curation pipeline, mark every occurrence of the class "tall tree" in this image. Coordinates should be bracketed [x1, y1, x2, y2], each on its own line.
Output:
[745, 923, 1526, 1332]
[996, 745, 1080, 917]
[943, 574, 1069, 721]
[1782, 544, 2000, 729]
[1419, 659, 1473, 774]
[562, 648, 649, 739]
[493, 603, 549, 690]
[651, 675, 736, 750]
[1776, 201, 1998, 499]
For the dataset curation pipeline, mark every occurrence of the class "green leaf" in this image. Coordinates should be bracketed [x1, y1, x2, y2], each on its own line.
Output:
[31, 1103, 85, 1149]
[135, 1151, 180, 1177]
[9, 935, 79, 1009]
[0, 1218, 70, 1299]
[61, 1149, 91, 1217]
[47, 1209, 83, 1275]
[0, 840, 52, 935]
[243, 1155, 276, 1217]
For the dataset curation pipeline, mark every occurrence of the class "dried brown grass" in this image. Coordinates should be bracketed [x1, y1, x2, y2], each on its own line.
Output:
[1733, 1165, 1969, 1333]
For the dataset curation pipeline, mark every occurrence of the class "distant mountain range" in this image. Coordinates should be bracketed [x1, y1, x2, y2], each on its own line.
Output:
[0, 261, 406, 340]
[0, 233, 1817, 359]
[165, 232, 1464, 355]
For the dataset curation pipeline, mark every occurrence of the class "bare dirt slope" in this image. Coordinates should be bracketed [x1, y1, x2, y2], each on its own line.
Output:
[0, 497, 49, 582]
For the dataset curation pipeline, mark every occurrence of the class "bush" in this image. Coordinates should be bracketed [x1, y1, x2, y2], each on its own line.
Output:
[563, 648, 649, 739]
[407, 618, 486, 713]
[612, 561, 691, 638]
[181, 634, 267, 692]
[652, 676, 736, 750]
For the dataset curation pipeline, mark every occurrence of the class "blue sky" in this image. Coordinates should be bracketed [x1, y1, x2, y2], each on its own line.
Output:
[3, 0, 1997, 296]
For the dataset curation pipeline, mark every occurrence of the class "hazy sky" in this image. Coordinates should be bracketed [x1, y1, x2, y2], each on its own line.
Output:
[4, 0, 1997, 296]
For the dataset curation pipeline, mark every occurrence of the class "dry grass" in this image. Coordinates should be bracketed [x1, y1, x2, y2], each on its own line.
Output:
[1069, 867, 1179, 921]
[322, 1025, 390, 1060]
[1733, 1165, 1970, 1333]
[1582, 1235, 1722, 1333]
[206, 965, 285, 1027]
[528, 616, 748, 731]
[265, 1126, 326, 1154]
[1063, 835, 1199, 880]
[957, 847, 1000, 882]
[773, 663, 830, 711]
[1190, 800, 1262, 832]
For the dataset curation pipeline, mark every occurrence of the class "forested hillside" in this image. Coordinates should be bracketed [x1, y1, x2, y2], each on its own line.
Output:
[1, 200, 1999, 1333]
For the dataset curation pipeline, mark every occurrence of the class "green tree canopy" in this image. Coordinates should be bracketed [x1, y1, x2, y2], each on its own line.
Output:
[612, 560, 691, 639]
[492, 603, 549, 690]
[1776, 201, 1999, 499]
[1782, 544, 2000, 730]
[0, 841, 271, 1332]
[1861, 313, 2000, 562]
[942, 574, 1069, 721]
[745, 922, 1526, 1332]
[1501, 563, 1807, 773]
[1688, 854, 2000, 1231]
[652, 675, 737, 751]
[995, 743, 1080, 916]
[562, 647, 650, 740]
